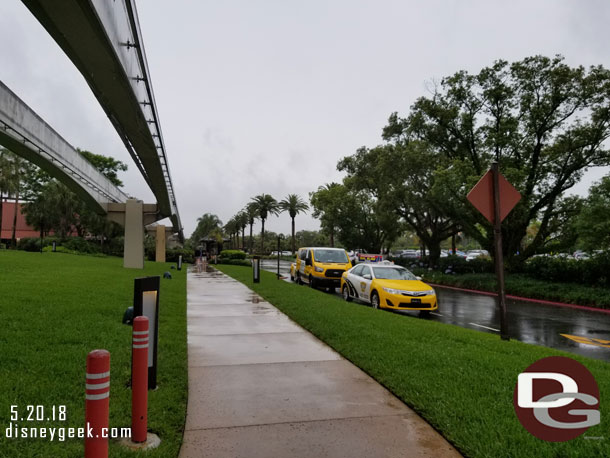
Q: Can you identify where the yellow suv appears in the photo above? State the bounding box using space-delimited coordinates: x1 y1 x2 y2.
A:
292 247 352 290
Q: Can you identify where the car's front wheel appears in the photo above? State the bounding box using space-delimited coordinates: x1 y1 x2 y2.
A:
309 276 316 288
371 291 380 309
342 284 352 302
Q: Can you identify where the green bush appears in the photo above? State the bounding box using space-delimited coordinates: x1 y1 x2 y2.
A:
63 237 102 254
218 258 251 267
166 248 195 264
219 249 247 260
42 245 106 257
521 254 610 287
106 236 124 257
390 254 494 274
17 237 44 252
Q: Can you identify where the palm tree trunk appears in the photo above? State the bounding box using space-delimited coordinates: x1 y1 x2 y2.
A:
249 223 253 253
291 217 295 254
260 218 265 254
241 227 245 250
11 187 20 248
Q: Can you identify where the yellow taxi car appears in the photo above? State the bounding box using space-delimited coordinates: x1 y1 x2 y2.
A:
292 247 352 290
341 262 437 313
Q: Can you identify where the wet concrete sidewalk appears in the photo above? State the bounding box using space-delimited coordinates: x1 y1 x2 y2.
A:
179 269 461 458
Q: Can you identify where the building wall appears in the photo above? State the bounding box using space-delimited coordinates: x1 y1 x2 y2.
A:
1 201 42 240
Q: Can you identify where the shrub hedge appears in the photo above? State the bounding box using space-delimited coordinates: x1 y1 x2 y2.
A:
520 254 610 288
219 249 247 260
391 255 494 274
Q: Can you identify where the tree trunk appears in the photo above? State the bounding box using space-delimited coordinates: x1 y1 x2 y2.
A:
329 227 334 247
451 233 456 254
260 218 265 254
291 217 295 254
249 223 253 253
241 227 245 251
428 243 442 267
11 188 20 248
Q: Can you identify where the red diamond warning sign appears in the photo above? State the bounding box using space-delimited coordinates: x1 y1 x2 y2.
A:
467 170 521 223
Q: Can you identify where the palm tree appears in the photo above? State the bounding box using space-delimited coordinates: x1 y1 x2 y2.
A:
245 203 258 254
235 211 248 250
250 194 279 253
223 217 239 249
279 194 309 254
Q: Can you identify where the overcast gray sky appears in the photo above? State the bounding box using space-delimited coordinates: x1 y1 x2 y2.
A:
1 0 609 237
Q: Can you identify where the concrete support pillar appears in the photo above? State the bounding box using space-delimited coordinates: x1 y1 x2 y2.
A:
155 225 166 263
124 199 144 269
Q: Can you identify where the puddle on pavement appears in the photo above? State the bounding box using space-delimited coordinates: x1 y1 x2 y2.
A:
251 305 273 314
247 294 264 304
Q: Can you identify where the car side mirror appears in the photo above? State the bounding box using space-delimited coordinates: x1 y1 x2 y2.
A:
416 276 422 281
306 258 312 266
363 274 372 280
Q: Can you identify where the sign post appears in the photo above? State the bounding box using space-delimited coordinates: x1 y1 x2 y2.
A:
491 163 509 340
467 162 521 341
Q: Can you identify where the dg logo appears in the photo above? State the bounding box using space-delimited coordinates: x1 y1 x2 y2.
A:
514 356 600 441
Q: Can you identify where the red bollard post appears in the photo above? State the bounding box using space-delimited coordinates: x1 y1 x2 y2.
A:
85 350 110 458
132 316 149 443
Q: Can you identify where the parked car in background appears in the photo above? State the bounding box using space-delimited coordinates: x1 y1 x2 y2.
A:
399 249 420 259
341 262 437 314
465 249 489 261
573 250 590 260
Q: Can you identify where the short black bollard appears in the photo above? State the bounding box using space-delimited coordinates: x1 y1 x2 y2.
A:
253 256 261 283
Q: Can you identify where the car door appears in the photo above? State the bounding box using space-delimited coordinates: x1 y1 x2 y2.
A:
298 249 307 276
358 265 374 302
302 249 313 279
345 264 363 297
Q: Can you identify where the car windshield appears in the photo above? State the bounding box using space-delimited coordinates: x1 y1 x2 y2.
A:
313 249 348 263
373 267 417 280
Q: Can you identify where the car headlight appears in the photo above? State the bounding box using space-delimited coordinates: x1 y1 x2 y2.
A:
314 266 324 273
383 288 436 296
383 287 402 295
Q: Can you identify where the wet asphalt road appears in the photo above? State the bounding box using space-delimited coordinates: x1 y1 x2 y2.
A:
260 260 610 363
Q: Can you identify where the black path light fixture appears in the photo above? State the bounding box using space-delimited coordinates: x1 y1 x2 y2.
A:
252 255 261 283
133 276 160 389
277 234 284 279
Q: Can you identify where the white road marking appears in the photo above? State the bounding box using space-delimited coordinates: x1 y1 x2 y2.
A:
469 322 500 332
430 312 443 317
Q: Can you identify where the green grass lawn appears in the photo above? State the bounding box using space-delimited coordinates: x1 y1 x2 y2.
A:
217 265 610 458
0 251 187 457
412 271 610 309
